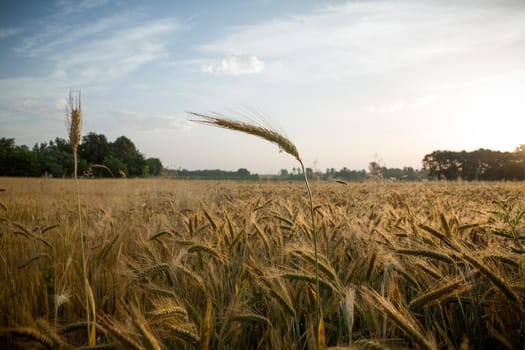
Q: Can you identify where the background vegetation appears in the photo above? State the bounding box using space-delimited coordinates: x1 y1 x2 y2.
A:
0 134 162 178
423 145 525 181
2 134 524 181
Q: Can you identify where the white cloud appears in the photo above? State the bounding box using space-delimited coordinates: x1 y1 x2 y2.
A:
108 52 159 77
11 96 62 120
202 56 265 75
169 118 194 131
14 15 181 84
112 110 194 132
19 97 38 112
55 98 68 111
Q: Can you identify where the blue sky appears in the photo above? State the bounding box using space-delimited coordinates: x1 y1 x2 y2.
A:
1 0 525 174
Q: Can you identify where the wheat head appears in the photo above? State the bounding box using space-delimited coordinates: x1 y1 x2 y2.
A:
66 91 81 153
189 112 301 162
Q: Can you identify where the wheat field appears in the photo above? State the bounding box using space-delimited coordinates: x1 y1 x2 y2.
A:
1 177 524 349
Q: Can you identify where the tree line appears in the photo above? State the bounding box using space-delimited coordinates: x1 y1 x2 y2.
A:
0 133 163 178
423 145 525 180
2 132 524 181
169 165 425 181
276 165 426 181
173 168 259 179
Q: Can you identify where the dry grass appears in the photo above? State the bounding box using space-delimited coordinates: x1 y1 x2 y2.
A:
1 178 525 349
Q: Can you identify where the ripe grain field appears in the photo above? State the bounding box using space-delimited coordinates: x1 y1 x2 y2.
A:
1 177 524 349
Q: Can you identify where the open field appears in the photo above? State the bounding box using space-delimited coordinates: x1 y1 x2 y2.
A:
1 178 525 349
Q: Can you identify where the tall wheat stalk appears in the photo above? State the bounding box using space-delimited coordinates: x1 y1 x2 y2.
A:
66 91 96 345
190 112 323 348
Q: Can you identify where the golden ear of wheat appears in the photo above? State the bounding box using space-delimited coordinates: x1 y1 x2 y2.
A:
66 91 82 153
189 112 301 163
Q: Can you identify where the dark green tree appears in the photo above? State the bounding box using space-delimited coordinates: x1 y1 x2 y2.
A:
1 144 39 176
103 155 127 177
79 132 110 164
0 137 15 153
110 136 146 177
335 167 367 181
31 138 76 177
423 148 525 181
236 168 251 178
0 138 16 175
145 158 163 176
423 151 463 180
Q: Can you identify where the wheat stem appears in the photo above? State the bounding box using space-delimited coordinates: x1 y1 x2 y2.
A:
190 111 323 348
67 90 96 345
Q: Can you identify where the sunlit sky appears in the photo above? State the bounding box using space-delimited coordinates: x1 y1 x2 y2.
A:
1 0 524 174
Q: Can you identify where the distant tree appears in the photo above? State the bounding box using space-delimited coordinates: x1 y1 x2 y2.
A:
0 134 163 178
279 169 289 177
103 155 127 177
174 168 258 179
79 132 110 164
325 168 336 179
30 137 77 177
110 136 146 176
422 151 463 180
515 144 525 163
335 167 367 181
34 145 63 176
0 138 17 175
236 168 251 178
146 158 163 176
53 137 73 154
1 144 39 176
0 137 15 154
368 161 383 180
111 136 135 157
380 167 398 179
423 148 525 181
305 167 314 179
402 167 418 180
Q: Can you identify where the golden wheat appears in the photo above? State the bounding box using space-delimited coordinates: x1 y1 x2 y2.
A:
189 112 301 162
2 179 525 348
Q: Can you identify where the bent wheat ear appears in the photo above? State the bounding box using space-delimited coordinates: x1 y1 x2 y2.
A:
189 112 301 162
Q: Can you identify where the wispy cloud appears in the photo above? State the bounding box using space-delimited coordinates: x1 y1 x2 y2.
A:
112 110 194 132
13 14 181 84
14 13 129 57
0 10 184 145
10 95 65 121
0 27 23 39
202 55 265 75
55 0 111 16
197 1 525 81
